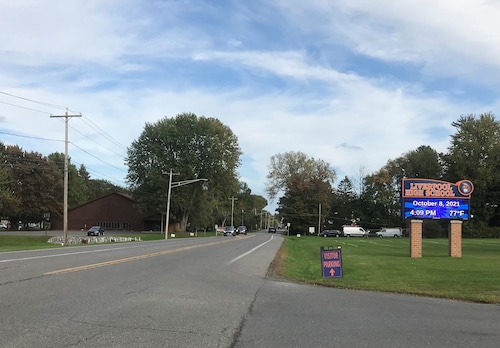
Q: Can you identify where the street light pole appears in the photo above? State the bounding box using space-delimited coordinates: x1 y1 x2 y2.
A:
165 170 207 240
165 170 174 240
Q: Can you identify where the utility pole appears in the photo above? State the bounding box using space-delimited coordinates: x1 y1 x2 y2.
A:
50 109 81 245
318 203 322 236
229 197 238 226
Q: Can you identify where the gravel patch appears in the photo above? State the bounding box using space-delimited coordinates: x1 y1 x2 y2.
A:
48 235 142 245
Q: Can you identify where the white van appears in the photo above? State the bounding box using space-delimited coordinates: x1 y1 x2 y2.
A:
342 226 367 237
375 227 402 238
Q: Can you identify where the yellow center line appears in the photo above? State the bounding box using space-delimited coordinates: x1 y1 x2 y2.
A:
44 235 254 275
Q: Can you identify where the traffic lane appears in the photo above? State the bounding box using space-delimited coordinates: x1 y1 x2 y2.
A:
235 280 499 348
0 236 247 285
0 234 283 348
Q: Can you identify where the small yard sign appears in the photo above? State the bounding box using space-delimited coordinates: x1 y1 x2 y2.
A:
320 246 343 278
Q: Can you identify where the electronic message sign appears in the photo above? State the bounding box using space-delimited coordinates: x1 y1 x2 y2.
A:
401 179 473 220
403 198 470 219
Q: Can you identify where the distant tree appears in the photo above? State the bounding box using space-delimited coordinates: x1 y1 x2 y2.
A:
330 176 358 228
48 152 88 208
266 151 336 202
277 172 332 234
443 113 500 227
385 145 443 181
360 169 401 228
86 179 124 201
0 144 63 224
126 112 241 231
0 166 20 220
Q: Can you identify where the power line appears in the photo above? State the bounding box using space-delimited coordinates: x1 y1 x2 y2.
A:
78 116 128 151
0 91 69 110
0 100 52 114
68 124 127 159
69 142 127 173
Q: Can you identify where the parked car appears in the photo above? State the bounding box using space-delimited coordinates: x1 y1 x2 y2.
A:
236 225 247 235
223 226 236 236
268 227 276 233
319 229 342 237
87 225 105 236
376 227 402 238
342 225 367 237
0 223 7 229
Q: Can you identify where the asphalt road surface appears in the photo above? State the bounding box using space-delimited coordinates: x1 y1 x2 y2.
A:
0 232 498 347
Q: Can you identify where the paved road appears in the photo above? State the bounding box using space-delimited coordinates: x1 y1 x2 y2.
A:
0 232 498 347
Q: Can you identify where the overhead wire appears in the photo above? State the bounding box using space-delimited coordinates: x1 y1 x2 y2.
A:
0 91 193 204
0 91 130 187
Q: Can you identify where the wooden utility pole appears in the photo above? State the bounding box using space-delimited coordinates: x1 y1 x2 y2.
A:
50 109 81 245
229 196 238 226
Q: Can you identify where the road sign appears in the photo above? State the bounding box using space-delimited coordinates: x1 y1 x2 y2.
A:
320 246 343 278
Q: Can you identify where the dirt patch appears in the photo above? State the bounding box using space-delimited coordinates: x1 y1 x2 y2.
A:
266 242 287 280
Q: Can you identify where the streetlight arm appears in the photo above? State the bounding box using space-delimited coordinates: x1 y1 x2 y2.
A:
165 175 208 240
171 178 208 188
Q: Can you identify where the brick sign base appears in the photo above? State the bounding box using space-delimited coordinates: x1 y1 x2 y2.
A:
408 219 463 258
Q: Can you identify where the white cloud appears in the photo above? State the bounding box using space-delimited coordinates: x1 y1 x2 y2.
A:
0 0 498 212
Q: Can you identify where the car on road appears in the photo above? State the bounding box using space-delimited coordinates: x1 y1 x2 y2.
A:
236 225 247 235
0 223 7 229
223 226 236 236
87 225 105 236
319 229 342 237
268 227 276 233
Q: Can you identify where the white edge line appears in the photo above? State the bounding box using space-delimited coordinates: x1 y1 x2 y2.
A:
228 235 275 264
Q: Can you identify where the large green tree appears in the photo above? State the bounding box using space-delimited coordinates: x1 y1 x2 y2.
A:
385 145 443 181
277 172 332 234
0 143 63 224
266 151 336 201
443 113 500 227
48 152 89 208
126 113 242 231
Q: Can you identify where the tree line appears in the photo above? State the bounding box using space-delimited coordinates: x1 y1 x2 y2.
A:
0 143 123 228
269 113 500 238
0 112 268 231
1 112 499 237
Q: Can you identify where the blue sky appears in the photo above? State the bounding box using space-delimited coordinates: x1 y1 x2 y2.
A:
1 0 499 212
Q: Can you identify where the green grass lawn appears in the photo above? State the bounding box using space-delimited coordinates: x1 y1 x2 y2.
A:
0 235 63 251
277 236 500 304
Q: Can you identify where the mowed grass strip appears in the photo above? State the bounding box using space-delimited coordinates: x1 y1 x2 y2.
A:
0 232 224 252
0 235 62 251
278 237 500 304
0 233 166 251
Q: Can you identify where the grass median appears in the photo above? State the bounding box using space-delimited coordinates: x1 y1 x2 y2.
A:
275 236 500 304
0 231 220 252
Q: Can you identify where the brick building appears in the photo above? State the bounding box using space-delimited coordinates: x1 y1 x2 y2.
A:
52 192 165 232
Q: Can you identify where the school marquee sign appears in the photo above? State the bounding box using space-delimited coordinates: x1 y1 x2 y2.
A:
401 178 474 220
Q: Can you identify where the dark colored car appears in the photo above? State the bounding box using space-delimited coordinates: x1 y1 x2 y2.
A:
268 227 276 233
224 226 236 236
87 225 105 236
237 225 247 235
319 229 342 237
